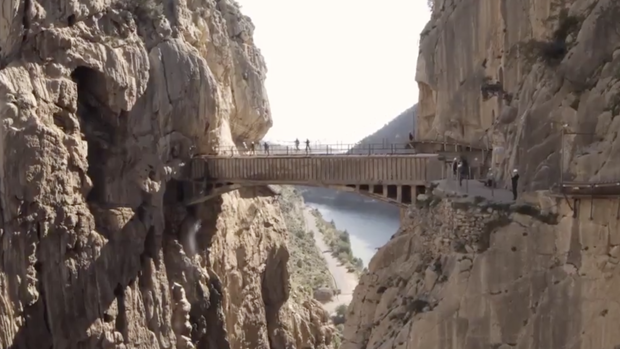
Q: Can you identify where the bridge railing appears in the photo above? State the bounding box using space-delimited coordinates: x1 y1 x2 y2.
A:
199 143 419 157
196 142 487 157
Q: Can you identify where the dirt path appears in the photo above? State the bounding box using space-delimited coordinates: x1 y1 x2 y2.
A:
303 209 358 314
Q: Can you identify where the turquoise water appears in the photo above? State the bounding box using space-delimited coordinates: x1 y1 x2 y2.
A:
306 202 400 266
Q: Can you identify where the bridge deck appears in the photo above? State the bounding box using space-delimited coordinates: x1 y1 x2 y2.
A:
182 154 446 206
187 154 444 185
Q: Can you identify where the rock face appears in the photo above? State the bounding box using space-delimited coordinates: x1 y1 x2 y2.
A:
0 0 331 348
342 191 620 349
342 1 620 347
416 0 620 189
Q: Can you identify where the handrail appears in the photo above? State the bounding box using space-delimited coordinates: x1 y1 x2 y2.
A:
410 139 486 149
560 181 620 187
193 142 488 158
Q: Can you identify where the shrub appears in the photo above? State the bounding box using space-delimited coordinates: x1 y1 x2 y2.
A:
338 251 351 262
520 10 582 66
331 304 348 325
336 241 352 255
480 77 504 101
333 335 341 349
353 257 364 270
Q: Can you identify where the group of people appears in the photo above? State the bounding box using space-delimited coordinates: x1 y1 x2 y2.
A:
247 138 311 155
453 157 520 200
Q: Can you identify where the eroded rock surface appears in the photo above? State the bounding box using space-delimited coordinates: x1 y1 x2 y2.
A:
416 0 620 188
0 0 330 348
343 191 620 349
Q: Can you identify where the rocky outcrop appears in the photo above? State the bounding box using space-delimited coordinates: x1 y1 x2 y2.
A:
416 0 620 188
342 190 620 349
0 0 331 348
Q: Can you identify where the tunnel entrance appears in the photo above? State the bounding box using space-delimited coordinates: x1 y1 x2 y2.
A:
71 66 118 205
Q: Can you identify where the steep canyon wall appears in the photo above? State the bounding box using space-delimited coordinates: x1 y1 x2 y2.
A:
0 0 333 348
416 0 620 188
343 0 620 348
343 190 620 349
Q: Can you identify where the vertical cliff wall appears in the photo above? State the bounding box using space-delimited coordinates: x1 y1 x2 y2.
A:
341 1 620 347
343 190 620 349
0 0 333 348
416 0 620 188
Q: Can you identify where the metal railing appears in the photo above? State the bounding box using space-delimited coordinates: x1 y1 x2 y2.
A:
410 139 488 150
198 142 419 157
195 142 489 158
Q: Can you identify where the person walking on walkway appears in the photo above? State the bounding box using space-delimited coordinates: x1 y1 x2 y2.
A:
295 138 300 151
263 142 270 155
485 167 495 188
458 157 469 187
250 141 256 155
511 169 520 200
452 157 459 177
305 139 311 154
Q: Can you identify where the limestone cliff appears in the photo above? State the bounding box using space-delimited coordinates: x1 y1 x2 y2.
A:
416 0 620 187
0 0 333 348
343 189 620 349
342 2 620 347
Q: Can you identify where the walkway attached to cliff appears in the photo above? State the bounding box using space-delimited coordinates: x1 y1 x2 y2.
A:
435 179 516 203
178 139 620 206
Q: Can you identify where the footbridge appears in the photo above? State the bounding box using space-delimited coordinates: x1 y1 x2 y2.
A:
181 143 447 206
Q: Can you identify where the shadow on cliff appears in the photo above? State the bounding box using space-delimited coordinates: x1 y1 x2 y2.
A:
7 65 224 349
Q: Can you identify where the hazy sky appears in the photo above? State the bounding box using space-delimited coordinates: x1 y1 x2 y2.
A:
236 0 431 144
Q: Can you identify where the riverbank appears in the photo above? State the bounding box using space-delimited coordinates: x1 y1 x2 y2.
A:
306 202 400 266
276 186 335 296
309 209 365 274
303 208 359 314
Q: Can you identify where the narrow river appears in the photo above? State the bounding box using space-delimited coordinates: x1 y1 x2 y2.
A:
305 201 401 266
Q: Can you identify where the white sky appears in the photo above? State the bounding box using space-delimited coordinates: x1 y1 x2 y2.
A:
236 0 431 145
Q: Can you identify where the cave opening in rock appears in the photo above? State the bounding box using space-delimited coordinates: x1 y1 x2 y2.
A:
71 66 116 205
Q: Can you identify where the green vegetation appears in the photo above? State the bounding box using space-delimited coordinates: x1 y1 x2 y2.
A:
332 304 348 325
276 186 335 296
517 9 583 67
331 305 347 348
311 209 365 274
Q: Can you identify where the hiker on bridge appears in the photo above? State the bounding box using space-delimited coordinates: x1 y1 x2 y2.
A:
511 169 520 200
485 167 495 188
295 138 300 151
406 132 415 149
457 157 469 187
250 141 256 155
305 139 311 154
452 157 459 177
263 142 270 155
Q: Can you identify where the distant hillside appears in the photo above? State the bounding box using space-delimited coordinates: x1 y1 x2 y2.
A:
301 104 417 207
348 105 417 154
